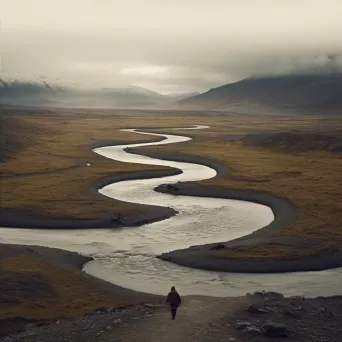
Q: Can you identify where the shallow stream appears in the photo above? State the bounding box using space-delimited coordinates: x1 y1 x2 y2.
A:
1 126 341 297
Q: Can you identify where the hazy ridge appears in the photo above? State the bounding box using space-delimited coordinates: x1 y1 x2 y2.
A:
177 73 342 114
0 78 199 108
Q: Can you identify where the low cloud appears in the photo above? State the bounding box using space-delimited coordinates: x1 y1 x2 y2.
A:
1 0 342 93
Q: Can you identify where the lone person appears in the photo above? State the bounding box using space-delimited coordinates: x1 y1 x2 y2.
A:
166 286 182 320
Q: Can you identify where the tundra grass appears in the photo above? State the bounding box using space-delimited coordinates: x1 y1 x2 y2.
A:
1 108 342 258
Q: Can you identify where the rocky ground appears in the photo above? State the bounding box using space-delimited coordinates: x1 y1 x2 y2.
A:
232 291 342 341
1 292 342 342
0 304 158 342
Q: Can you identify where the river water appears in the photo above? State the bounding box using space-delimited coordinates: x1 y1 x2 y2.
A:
1 126 341 297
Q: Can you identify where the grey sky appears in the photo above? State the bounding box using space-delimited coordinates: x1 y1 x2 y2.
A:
1 0 342 93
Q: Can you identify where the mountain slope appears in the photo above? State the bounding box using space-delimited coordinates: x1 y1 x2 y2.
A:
0 80 169 107
0 79 69 106
0 79 199 108
178 73 342 114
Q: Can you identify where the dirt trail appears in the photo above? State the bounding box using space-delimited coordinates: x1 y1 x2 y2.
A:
4 293 342 341
109 297 242 342
2 296 244 342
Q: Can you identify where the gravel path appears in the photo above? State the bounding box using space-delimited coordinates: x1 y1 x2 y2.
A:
108 297 242 342
1 297 243 342
2 293 342 341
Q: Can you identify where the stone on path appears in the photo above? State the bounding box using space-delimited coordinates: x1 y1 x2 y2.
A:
244 325 262 335
261 321 289 338
234 320 253 330
248 304 269 314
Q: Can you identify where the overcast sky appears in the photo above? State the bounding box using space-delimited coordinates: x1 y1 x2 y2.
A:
1 0 342 93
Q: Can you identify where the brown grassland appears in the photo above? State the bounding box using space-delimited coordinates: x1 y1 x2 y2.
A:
141 117 342 259
1 109 193 219
0 252 158 336
1 108 342 245
0 106 342 330
0 255 146 319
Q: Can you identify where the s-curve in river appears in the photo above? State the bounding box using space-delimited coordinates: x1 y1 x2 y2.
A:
1 125 342 297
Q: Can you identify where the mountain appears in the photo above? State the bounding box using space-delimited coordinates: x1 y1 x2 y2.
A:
0 79 161 107
165 92 201 102
96 85 166 106
177 73 342 114
0 79 68 105
0 79 197 108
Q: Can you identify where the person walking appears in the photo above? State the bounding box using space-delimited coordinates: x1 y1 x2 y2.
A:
166 286 182 320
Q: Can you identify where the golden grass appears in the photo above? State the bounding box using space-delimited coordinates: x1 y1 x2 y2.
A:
211 243 337 260
1 108 342 257
0 111 201 218
0 255 148 321
170 142 342 242
0 108 341 332
137 116 342 259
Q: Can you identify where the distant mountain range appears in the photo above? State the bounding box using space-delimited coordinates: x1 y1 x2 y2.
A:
0 79 199 108
2 73 341 113
177 73 342 114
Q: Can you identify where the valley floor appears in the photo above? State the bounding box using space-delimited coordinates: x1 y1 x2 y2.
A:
3 283 342 342
1 106 342 339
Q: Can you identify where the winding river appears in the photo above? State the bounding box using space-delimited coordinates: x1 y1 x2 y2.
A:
1 126 342 297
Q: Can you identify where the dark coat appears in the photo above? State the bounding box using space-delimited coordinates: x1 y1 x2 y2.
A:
166 290 181 308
